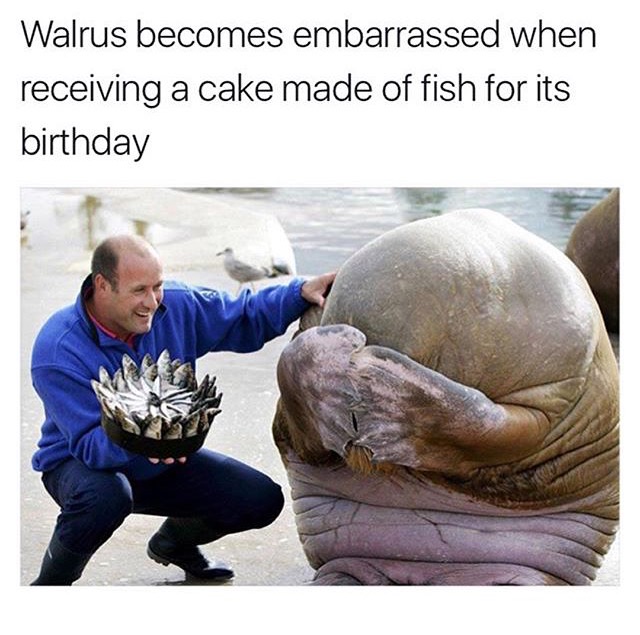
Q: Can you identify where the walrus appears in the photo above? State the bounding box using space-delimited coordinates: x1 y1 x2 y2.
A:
273 208 619 585
565 188 619 333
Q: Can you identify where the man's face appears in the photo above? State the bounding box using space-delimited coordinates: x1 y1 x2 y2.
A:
96 250 164 338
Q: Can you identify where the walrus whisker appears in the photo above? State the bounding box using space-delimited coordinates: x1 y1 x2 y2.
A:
344 442 396 476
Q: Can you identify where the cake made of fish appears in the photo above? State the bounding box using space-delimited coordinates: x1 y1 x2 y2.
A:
91 349 222 457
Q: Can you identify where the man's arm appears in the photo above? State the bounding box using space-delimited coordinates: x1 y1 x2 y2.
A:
184 273 336 356
32 364 133 470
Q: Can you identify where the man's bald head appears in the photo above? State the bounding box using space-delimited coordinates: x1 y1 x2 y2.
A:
91 235 159 291
88 235 164 339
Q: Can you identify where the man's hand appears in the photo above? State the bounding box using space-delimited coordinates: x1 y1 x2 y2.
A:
148 457 187 465
301 272 336 308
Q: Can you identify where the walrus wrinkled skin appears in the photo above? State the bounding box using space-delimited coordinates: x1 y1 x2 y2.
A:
565 188 619 333
273 209 619 585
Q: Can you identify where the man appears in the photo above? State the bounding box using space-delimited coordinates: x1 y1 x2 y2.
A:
30 234 335 585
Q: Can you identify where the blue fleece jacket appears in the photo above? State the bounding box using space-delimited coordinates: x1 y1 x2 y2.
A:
31 275 310 480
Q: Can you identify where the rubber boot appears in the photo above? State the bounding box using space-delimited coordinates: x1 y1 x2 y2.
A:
147 517 233 581
30 534 93 586
156 517 224 545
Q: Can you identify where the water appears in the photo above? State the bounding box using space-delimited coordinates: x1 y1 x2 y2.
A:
21 187 610 276
180 187 610 273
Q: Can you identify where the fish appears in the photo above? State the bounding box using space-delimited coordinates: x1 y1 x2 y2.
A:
143 416 163 439
173 362 196 390
164 422 183 440
156 349 173 382
98 367 113 390
91 349 223 443
182 412 200 438
112 368 127 392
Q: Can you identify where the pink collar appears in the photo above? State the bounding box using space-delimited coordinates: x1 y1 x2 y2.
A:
85 292 136 348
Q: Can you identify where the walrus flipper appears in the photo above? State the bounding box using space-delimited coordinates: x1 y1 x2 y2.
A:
346 344 551 477
276 324 549 478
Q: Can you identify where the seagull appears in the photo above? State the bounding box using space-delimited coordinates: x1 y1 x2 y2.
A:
217 247 288 292
270 258 292 277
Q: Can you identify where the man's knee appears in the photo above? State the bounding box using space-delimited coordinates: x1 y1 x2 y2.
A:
246 479 285 530
266 481 286 523
66 471 133 528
